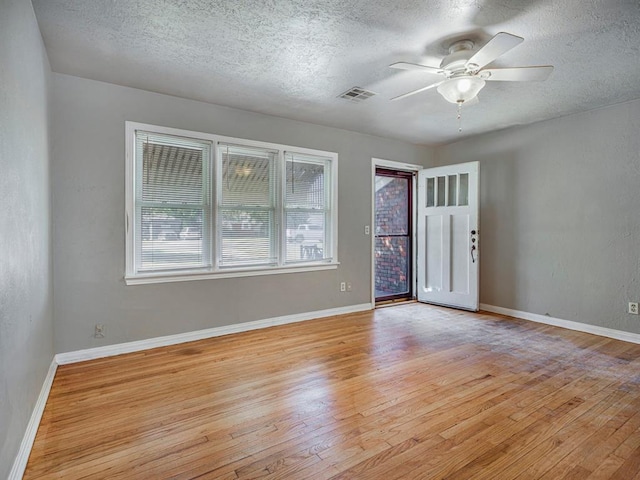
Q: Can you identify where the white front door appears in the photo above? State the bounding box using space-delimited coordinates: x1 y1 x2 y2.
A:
416 162 479 310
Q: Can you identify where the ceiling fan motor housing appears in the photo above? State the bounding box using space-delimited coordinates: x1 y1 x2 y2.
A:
440 40 479 76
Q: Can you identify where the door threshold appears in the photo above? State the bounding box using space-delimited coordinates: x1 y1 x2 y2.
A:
375 298 417 308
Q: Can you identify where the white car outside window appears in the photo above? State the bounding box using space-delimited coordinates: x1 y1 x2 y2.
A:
294 224 324 243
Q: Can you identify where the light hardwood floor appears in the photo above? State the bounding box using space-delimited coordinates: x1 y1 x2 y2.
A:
24 304 640 479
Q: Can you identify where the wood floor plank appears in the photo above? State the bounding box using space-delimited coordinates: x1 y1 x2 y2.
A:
536 392 640 479
442 379 624 480
23 304 640 479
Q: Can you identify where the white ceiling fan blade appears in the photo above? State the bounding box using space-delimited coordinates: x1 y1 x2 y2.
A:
481 66 554 82
389 62 444 75
466 32 524 70
391 81 444 101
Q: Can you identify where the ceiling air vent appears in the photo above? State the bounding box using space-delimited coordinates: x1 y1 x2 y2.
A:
338 87 376 102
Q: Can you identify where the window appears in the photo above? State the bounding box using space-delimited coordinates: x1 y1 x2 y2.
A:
134 132 211 273
284 152 332 262
125 122 338 284
219 144 277 267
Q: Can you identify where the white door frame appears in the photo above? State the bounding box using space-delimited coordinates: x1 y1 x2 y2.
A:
370 158 424 306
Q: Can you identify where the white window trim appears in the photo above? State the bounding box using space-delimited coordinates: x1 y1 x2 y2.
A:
125 121 339 285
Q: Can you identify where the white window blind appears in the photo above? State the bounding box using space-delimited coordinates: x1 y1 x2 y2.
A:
135 131 211 272
219 144 277 267
285 152 332 263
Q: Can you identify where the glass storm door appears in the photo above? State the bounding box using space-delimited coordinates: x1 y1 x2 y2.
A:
417 161 479 310
375 168 413 302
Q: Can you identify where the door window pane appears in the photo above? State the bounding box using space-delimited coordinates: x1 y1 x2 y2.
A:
426 177 435 207
459 173 469 206
448 175 458 206
437 176 446 206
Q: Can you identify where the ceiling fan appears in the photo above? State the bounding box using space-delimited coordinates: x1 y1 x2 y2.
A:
390 32 553 105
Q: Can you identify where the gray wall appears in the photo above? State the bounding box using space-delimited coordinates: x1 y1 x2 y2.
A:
435 99 640 334
51 73 434 353
0 0 53 476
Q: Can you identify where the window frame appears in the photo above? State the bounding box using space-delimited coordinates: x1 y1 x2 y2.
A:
125 121 338 285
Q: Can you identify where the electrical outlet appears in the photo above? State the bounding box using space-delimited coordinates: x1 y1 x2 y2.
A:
629 302 639 315
364 225 370 235
94 324 105 338
347 282 352 292
340 282 346 292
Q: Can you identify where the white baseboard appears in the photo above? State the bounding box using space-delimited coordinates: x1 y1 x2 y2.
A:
9 359 58 480
480 303 640 345
55 303 373 365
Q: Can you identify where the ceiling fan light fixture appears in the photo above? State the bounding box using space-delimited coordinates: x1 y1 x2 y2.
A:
437 76 486 104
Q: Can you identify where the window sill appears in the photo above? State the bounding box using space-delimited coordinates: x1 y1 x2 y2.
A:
125 262 340 285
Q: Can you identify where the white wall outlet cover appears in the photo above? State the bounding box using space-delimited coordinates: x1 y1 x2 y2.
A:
95 324 106 337
629 302 639 315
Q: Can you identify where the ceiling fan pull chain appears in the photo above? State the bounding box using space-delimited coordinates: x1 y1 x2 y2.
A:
457 101 463 133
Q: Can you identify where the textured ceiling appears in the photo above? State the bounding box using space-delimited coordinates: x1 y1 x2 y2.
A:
32 0 640 145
